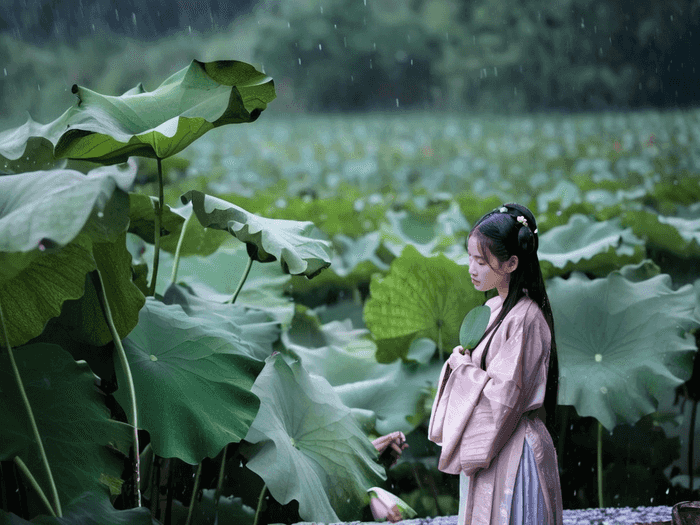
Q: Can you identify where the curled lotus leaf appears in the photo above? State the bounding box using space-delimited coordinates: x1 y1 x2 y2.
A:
181 190 332 278
547 270 698 431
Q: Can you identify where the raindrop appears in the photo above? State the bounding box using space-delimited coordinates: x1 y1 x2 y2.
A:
37 84 41 91
538 11 541 21
132 12 136 26
670 14 673 21
373 42 376 50
600 386 608 394
494 66 498 77
651 497 654 503
3 68 6 76
666 488 670 495
188 25 191 34
396 98 399 107
344 36 347 48
594 25 597 33
473 35 476 44
319 43 322 51
38 243 45 252
364 0 366 5
91 24 95 32
514 87 517 95
115 9 119 21
410 59 413 65
288 21 290 28
320 5 323 13
580 18 585 29
97 211 104 218
298 58 302 65
334 24 337 29
369 58 372 69
351 75 354 82
639 83 642 90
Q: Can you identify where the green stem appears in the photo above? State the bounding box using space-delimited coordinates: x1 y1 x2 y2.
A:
185 463 202 525
170 211 194 284
213 445 228 516
253 484 267 525
91 270 141 507
437 325 443 361
229 256 254 305
148 157 164 297
0 301 62 517
13 457 56 518
597 421 604 508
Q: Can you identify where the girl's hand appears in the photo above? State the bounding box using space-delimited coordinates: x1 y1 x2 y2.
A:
448 345 471 369
372 431 409 468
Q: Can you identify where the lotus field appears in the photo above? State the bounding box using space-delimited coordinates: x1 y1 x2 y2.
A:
0 59 699 524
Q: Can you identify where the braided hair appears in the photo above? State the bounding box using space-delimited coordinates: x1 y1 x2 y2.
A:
467 203 559 439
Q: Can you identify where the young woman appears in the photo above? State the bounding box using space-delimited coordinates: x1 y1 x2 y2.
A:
428 203 563 525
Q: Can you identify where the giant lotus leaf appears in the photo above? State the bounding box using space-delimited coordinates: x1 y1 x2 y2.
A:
547 270 698 431
0 60 275 165
243 354 385 523
114 298 264 464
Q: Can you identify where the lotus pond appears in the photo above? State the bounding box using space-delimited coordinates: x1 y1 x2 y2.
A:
0 61 699 525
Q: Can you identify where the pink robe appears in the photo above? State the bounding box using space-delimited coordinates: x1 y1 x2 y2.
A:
428 296 563 525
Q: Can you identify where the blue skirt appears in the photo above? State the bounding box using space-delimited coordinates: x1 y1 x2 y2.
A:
459 439 548 525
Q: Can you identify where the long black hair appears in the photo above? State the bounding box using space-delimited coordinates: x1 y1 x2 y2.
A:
467 203 559 439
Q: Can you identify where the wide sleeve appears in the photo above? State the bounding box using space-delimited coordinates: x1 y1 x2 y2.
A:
428 304 550 476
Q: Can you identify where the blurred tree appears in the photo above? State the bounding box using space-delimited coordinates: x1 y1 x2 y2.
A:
251 0 700 113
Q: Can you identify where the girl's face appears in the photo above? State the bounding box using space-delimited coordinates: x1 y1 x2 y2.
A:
467 234 512 295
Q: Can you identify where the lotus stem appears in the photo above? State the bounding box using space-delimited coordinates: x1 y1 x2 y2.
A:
229 256 254 304
689 398 697 494
171 210 193 284
91 270 141 507
13 457 56 518
148 157 164 297
597 421 604 508
437 325 443 361
185 463 202 525
253 483 268 525
213 444 228 517
0 300 62 517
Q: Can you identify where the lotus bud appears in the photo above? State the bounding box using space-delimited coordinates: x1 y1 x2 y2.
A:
367 487 417 523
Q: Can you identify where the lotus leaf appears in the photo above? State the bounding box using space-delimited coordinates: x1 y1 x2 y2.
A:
363 244 482 356
536 180 582 213
621 209 700 258
127 193 185 244
282 317 444 434
162 282 279 361
0 114 67 174
113 298 264 464
0 490 157 525
181 190 332 278
136 240 294 325
459 305 491 350
379 209 454 257
5 60 274 164
547 271 698 431
244 354 385 523
538 214 645 278
0 344 133 513
0 162 136 285
0 234 95 347
56 232 145 346
330 232 390 278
